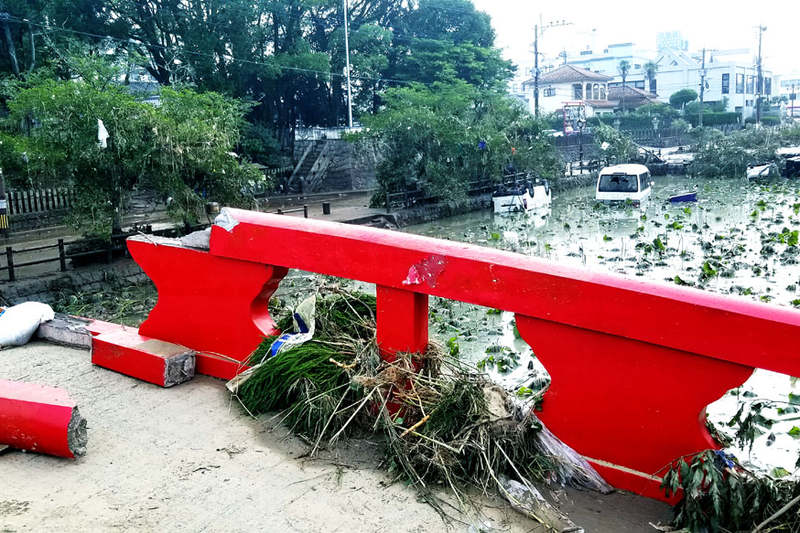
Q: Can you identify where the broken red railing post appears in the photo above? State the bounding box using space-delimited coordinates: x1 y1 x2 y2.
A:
127 236 287 379
0 379 87 458
119 207 800 501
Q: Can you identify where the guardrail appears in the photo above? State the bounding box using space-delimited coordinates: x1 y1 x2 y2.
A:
117 208 800 502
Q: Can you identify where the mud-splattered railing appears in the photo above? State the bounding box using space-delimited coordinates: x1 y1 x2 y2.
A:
122 207 800 501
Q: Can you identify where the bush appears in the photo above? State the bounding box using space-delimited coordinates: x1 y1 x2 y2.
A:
687 112 741 127
745 116 781 126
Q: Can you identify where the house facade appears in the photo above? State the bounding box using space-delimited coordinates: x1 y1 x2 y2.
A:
653 48 773 120
520 64 613 116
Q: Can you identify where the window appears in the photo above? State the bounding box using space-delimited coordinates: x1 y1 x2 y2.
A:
736 73 744 94
573 83 583 99
543 87 556 97
634 63 641 69
721 73 730 94
598 173 639 193
765 77 772 95
639 172 651 191
746 75 755 94
634 80 645 89
600 85 606 100
649 79 657 94
592 83 600 100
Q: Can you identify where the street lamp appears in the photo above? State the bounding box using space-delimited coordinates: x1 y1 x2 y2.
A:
577 118 586 173
651 116 660 148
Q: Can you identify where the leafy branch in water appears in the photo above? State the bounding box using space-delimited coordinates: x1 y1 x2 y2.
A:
661 450 800 532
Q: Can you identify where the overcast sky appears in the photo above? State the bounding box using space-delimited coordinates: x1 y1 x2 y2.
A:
470 0 798 77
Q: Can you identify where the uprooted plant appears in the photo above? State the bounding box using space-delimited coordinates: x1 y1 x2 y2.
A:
229 287 610 525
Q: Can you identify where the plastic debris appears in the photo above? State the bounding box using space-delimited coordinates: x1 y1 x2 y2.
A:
0 302 55 348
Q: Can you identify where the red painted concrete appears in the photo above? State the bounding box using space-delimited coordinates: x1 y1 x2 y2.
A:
128 237 286 374
210 209 800 378
92 329 193 387
515 316 754 495
119 209 800 500
0 379 80 458
376 285 428 360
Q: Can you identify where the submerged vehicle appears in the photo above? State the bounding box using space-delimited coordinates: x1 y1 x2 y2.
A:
746 162 779 179
492 175 551 214
595 164 652 206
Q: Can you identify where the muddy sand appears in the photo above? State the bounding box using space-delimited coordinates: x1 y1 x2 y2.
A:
0 342 671 532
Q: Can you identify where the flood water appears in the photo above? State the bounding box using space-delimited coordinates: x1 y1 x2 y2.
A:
404 175 800 477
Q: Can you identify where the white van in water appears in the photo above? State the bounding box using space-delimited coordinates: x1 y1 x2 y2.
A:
595 164 652 205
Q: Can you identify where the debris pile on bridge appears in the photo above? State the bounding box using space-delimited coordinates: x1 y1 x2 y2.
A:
230 287 610 528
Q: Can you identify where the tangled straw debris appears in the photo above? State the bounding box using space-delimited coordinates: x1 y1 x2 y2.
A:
229 288 610 529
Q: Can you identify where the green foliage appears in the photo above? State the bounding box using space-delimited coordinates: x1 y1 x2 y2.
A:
2 59 263 235
687 111 741 127
593 123 637 163
360 81 561 203
688 125 786 177
661 450 800 532
669 88 698 108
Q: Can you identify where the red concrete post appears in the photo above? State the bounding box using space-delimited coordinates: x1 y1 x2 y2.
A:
92 329 195 387
515 316 753 499
375 285 428 360
128 236 287 379
0 379 87 458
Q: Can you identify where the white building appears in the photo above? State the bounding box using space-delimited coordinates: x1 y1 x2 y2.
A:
560 42 655 93
520 64 614 116
654 48 773 120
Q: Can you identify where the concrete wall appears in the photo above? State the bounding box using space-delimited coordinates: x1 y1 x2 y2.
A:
1 260 148 306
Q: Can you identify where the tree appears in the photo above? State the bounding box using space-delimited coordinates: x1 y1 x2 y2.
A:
669 88 698 110
643 60 658 94
4 57 262 236
618 60 631 112
359 80 560 204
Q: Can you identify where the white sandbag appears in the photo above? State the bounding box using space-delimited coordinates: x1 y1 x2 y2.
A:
0 302 55 348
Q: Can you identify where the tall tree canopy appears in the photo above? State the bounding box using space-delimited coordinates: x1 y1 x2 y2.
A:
0 0 512 147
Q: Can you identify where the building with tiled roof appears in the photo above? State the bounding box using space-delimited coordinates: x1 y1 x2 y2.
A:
519 64 614 117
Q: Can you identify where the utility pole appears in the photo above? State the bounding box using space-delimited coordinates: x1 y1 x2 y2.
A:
698 48 706 127
534 24 540 118
755 25 766 126
532 18 572 118
343 0 353 128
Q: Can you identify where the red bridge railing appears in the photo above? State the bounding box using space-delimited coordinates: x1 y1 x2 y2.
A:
121 207 800 500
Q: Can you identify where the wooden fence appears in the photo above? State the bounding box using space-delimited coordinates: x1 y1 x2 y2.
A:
5 188 73 216
1 238 123 282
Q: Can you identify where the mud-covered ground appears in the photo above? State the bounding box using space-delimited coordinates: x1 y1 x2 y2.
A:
0 342 672 532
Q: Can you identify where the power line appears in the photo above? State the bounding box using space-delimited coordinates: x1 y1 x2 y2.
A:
4 15 422 87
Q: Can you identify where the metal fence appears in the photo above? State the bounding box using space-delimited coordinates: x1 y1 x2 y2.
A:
385 178 494 211
295 126 363 141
